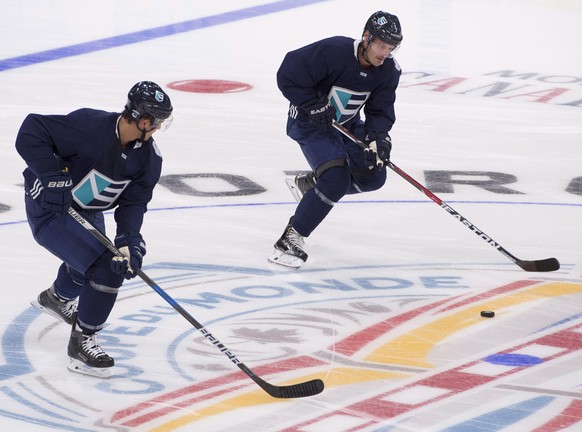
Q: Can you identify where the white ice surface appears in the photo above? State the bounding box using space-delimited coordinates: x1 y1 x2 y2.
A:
0 1 581 431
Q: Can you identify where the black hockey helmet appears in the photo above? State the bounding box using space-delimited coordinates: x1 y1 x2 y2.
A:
364 11 403 46
124 81 173 130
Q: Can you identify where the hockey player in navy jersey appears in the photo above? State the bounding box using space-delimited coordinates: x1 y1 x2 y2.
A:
16 81 173 377
269 11 403 268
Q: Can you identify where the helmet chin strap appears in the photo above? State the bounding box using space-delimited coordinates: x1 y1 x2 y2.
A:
137 120 156 142
136 126 147 142
360 36 374 67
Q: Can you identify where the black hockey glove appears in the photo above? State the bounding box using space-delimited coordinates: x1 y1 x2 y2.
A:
364 132 392 170
111 233 146 279
302 95 336 131
39 170 74 216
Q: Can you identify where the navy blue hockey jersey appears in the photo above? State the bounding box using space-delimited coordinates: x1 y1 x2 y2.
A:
15 108 162 235
277 36 401 135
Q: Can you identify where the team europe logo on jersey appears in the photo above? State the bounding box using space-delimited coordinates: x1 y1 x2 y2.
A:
329 86 370 124
72 169 130 209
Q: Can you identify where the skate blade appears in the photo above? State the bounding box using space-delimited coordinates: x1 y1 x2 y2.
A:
30 300 73 324
268 249 305 269
285 178 303 202
68 358 112 379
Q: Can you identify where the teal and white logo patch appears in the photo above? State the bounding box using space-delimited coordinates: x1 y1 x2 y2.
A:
329 86 370 124
72 169 130 209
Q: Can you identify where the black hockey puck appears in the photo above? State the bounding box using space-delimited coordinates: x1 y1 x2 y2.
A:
480 310 495 318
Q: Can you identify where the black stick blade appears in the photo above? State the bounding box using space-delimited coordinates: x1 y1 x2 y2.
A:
262 378 325 398
518 257 560 272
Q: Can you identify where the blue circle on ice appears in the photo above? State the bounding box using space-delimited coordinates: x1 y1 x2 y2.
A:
484 353 543 366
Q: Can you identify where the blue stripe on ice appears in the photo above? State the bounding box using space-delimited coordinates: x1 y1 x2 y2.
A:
440 396 554 431
0 0 328 72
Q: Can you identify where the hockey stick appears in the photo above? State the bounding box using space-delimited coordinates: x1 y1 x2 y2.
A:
332 121 560 272
67 207 324 398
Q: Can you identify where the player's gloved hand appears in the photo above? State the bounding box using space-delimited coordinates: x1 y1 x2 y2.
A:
302 95 336 131
111 233 146 279
364 132 392 170
39 170 74 216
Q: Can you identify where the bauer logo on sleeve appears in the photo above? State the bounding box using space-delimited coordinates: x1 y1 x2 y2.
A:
72 169 130 209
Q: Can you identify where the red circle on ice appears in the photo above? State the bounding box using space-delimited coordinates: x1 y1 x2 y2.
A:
167 80 253 94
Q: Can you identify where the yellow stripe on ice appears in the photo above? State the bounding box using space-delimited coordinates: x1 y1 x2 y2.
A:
364 282 581 368
149 368 408 431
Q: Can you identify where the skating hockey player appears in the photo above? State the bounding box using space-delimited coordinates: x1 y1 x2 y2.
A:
16 81 173 377
269 11 403 268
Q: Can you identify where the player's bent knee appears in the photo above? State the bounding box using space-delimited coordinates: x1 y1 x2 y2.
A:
85 251 125 288
315 163 351 202
355 169 387 192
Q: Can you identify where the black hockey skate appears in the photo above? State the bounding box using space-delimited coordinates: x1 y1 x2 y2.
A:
67 313 114 378
285 172 316 202
268 217 308 269
31 285 77 325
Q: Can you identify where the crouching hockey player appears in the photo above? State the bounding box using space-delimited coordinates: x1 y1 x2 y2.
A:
16 81 173 378
269 11 403 269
